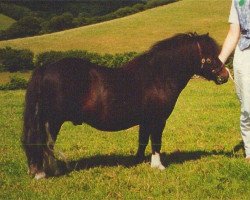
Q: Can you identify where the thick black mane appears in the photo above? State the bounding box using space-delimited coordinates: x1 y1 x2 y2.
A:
150 33 196 52
149 32 219 54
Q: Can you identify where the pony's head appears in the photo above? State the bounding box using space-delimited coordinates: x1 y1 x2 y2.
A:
194 33 229 84
148 32 229 84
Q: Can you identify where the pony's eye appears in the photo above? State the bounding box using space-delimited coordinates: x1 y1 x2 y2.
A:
206 58 211 64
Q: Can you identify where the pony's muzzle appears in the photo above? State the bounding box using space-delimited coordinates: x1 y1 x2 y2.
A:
216 75 228 85
215 67 229 85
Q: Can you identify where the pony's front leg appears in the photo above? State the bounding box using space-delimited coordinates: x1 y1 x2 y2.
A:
150 120 166 170
136 124 151 162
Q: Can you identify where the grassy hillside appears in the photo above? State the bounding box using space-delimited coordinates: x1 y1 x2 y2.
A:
0 14 15 30
0 0 231 54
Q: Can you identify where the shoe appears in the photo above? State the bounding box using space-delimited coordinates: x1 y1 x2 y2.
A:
246 156 250 163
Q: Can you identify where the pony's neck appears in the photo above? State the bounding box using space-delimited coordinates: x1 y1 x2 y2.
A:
122 44 198 91
152 51 197 91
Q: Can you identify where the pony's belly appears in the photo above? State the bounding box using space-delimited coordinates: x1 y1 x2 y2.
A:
82 99 141 131
84 115 139 132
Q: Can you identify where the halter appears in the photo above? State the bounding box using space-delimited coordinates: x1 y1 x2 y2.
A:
196 41 208 69
196 41 224 74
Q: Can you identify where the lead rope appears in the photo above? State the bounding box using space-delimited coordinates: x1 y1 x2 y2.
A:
225 67 234 82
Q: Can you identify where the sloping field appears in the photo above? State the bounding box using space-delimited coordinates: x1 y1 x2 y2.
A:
0 14 15 30
0 0 231 54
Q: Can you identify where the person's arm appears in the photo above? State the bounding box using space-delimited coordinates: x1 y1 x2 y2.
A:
218 23 240 64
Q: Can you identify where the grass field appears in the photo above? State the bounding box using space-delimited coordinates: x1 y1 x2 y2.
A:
1 0 250 199
0 14 15 31
1 79 250 199
0 0 231 54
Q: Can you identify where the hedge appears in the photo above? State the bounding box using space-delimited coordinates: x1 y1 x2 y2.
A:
0 46 34 72
0 75 28 90
0 47 138 73
35 50 138 68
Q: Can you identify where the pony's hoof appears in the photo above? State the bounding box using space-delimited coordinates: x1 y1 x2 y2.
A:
135 154 146 164
151 153 165 170
34 171 46 180
28 164 38 176
151 164 166 170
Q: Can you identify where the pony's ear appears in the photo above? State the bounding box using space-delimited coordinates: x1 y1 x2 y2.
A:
206 32 209 36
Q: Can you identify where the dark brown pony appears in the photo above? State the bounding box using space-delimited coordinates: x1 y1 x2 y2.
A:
22 33 229 179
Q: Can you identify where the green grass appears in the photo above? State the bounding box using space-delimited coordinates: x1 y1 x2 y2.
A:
1 0 249 198
0 14 15 31
0 0 231 54
1 79 250 199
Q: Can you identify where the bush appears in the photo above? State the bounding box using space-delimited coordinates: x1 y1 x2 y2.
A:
35 51 66 67
132 3 145 12
95 52 138 68
72 17 88 27
145 0 177 9
35 50 100 67
0 47 34 72
112 6 138 18
44 12 75 32
0 75 28 90
35 50 138 68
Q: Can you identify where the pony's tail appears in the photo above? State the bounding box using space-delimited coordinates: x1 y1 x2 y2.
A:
22 67 45 175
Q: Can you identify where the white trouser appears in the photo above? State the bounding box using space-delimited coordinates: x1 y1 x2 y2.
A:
233 45 250 158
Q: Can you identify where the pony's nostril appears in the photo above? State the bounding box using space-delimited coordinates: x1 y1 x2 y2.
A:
217 77 223 84
216 76 228 84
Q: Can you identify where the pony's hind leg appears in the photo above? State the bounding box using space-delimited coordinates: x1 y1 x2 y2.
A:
32 122 48 180
31 120 62 180
24 124 47 179
42 120 63 177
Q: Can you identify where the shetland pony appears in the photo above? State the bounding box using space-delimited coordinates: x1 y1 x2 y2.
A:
22 33 229 179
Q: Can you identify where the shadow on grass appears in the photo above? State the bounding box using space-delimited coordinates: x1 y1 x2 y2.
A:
161 150 233 167
56 144 243 177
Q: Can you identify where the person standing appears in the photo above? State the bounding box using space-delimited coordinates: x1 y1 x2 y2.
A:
219 0 250 161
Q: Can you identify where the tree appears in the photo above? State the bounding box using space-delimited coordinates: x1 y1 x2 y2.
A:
45 12 75 32
4 16 43 39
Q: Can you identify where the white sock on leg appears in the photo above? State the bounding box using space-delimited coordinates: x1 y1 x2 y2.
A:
151 152 165 170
